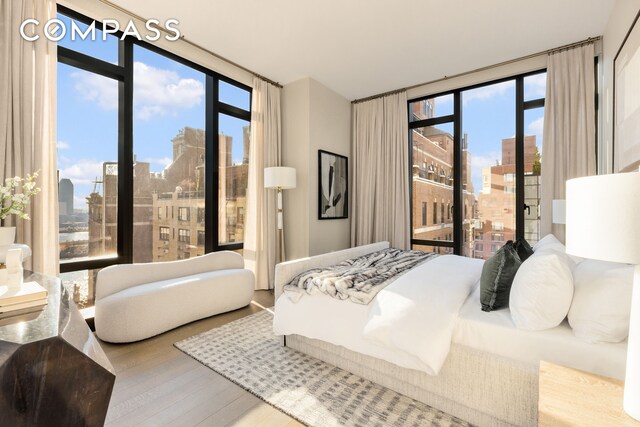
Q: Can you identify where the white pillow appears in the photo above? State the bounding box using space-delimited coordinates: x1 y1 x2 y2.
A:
533 233 561 251
568 259 634 343
509 246 574 331
533 233 582 268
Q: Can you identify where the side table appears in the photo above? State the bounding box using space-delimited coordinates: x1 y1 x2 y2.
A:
0 271 115 426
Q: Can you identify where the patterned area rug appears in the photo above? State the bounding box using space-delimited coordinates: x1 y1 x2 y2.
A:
175 310 469 427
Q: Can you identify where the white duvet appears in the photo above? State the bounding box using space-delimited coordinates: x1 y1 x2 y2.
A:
276 254 485 376
363 255 484 375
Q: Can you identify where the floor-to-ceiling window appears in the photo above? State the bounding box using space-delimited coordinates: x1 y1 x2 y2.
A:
56 7 251 309
409 71 546 259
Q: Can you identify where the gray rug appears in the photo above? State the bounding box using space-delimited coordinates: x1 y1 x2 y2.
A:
174 310 469 427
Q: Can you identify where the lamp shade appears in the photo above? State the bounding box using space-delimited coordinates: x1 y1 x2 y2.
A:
552 199 566 224
264 167 296 189
566 172 640 264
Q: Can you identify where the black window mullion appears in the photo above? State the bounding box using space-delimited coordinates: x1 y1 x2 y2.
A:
205 75 219 253
515 76 525 241
119 38 134 264
524 98 545 110
411 239 455 249
453 92 463 255
58 46 124 81
410 114 455 129
219 103 252 121
407 104 415 249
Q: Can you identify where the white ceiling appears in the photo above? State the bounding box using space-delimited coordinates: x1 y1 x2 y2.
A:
110 0 615 100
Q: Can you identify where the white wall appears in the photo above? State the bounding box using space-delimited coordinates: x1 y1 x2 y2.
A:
308 79 351 256
282 78 351 259
601 0 640 173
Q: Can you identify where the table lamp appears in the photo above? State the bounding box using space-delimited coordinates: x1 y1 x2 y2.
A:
264 167 296 261
565 170 640 420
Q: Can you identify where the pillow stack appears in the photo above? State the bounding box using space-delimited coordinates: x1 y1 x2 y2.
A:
509 234 575 330
479 237 533 312
481 233 635 342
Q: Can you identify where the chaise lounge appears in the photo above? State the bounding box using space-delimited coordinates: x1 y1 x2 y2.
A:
94 251 255 343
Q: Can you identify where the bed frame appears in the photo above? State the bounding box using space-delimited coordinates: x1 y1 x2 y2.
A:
274 242 538 427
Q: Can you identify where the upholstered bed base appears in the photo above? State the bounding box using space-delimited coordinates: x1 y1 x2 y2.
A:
274 243 538 426
286 335 537 426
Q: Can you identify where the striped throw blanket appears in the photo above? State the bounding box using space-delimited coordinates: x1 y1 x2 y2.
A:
283 248 438 304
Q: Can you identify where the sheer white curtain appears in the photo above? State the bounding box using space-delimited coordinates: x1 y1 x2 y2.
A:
351 91 410 249
541 44 596 242
244 77 281 290
0 0 58 274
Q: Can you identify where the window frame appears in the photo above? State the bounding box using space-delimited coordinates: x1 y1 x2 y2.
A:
178 207 191 222
408 69 546 255
178 228 191 243
58 5 252 274
159 226 170 241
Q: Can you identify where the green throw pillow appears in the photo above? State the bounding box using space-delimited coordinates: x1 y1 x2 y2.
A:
480 241 522 312
513 237 534 262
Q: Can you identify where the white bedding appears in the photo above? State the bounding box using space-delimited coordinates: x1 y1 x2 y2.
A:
454 286 627 379
363 255 484 374
274 289 436 373
274 258 627 379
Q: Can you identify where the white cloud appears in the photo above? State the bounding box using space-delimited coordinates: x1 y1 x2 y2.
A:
72 71 118 110
58 141 71 150
463 81 514 104
71 61 205 120
528 117 544 138
142 156 172 169
524 73 546 99
59 159 103 185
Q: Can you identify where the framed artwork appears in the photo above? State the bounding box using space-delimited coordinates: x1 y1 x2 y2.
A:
318 150 348 219
614 9 640 172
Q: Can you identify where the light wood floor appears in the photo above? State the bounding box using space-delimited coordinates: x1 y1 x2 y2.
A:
99 291 303 427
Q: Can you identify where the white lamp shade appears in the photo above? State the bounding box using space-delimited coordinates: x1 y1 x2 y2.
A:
566 172 640 264
552 199 566 224
264 167 296 189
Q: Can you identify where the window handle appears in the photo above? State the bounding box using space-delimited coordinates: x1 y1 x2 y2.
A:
524 203 530 215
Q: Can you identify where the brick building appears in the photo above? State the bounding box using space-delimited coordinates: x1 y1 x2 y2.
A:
474 135 540 259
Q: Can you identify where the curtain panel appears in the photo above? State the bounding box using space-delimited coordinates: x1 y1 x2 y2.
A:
541 44 596 242
351 91 410 250
244 77 282 290
0 0 58 275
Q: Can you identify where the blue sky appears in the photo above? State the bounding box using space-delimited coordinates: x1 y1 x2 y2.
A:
57 14 250 211
432 75 546 195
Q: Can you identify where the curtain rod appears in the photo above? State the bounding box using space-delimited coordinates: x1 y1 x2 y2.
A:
95 0 283 88
352 36 601 104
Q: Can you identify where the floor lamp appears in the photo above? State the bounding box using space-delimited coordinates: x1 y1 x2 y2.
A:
565 170 640 420
264 167 296 262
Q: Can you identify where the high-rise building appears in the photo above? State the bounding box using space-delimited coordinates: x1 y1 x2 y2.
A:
58 178 74 216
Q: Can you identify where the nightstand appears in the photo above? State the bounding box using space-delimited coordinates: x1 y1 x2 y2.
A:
538 360 640 426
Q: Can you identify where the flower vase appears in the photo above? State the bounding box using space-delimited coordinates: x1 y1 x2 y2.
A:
0 227 16 246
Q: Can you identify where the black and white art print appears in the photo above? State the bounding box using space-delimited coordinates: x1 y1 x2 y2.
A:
318 150 348 219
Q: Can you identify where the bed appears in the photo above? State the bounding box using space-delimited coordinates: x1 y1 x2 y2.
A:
273 241 627 427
